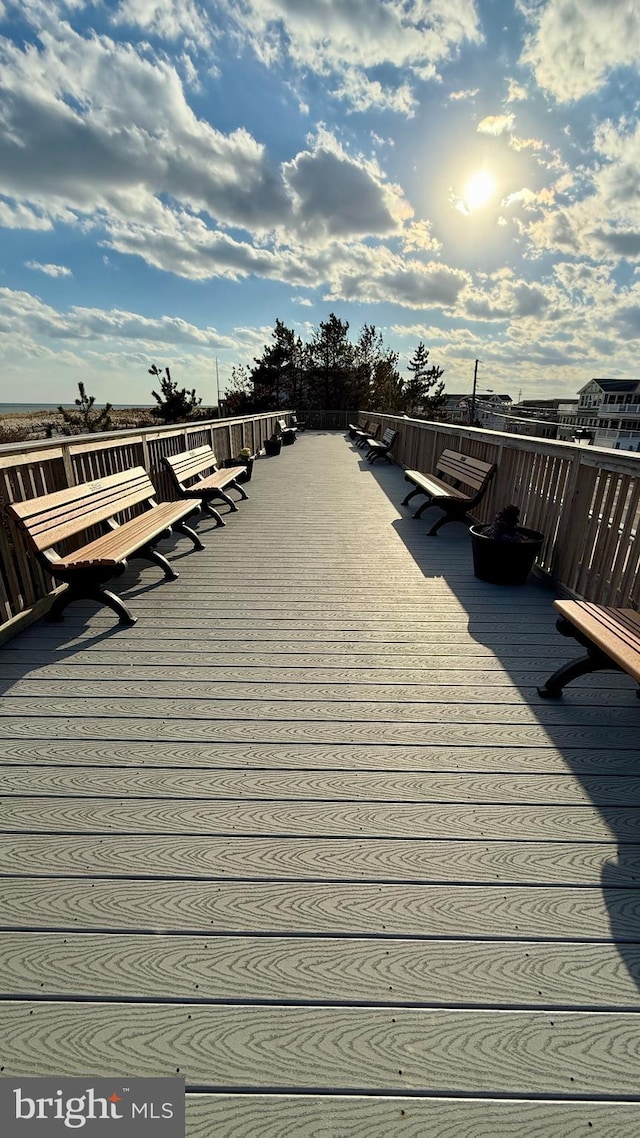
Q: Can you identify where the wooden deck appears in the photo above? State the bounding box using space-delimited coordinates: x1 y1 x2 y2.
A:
1 431 640 1136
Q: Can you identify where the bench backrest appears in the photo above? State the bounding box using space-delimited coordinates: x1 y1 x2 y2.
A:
380 428 398 447
164 445 218 488
8 467 155 553
436 449 496 493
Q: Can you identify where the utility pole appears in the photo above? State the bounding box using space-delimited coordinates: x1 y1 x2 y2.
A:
215 357 220 416
470 358 479 425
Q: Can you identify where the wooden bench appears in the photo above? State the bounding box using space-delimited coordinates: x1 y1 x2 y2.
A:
401 450 496 537
277 418 297 445
537 601 640 698
348 417 369 440
355 422 380 448
7 467 204 626
163 445 249 523
365 428 398 464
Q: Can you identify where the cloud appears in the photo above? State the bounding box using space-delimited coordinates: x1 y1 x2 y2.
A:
463 276 551 321
477 113 515 135
520 119 640 263
322 247 471 309
0 19 416 264
506 77 527 102
221 0 483 112
521 0 640 101
332 71 418 116
448 87 479 101
282 131 411 241
0 287 239 348
0 21 291 231
25 261 72 276
402 220 441 253
112 0 212 45
0 200 53 229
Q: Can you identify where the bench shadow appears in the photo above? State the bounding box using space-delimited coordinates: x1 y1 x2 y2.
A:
357 444 640 1000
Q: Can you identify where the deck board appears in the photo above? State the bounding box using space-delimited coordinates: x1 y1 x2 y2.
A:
1 431 639 1134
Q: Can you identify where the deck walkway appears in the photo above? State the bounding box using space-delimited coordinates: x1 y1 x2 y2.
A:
1 431 640 1136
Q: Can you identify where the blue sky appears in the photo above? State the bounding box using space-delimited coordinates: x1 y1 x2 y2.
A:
1 0 639 406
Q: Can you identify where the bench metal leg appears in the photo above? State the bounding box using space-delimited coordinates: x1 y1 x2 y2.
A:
210 488 239 512
203 505 226 525
138 544 179 580
401 487 423 507
537 617 624 698
46 584 136 626
426 513 452 537
412 499 433 519
426 511 471 537
173 520 205 551
228 478 249 501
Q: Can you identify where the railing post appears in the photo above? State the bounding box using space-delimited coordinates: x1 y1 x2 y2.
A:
61 441 76 487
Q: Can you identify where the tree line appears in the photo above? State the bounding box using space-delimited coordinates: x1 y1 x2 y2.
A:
54 313 447 435
224 314 446 420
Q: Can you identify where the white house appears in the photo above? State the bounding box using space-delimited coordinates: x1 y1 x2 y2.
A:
562 379 640 450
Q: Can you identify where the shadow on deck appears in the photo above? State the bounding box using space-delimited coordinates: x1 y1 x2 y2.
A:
0 430 639 1135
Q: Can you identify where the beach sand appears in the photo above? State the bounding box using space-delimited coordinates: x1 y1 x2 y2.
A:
0 407 169 443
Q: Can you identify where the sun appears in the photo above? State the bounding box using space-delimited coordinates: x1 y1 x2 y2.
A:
463 170 496 211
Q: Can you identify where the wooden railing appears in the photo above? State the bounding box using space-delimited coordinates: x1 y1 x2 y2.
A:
0 411 285 641
296 409 354 430
2 409 639 642
364 412 640 610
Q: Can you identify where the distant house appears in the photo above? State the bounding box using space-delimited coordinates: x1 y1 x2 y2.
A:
444 392 512 426
562 379 640 450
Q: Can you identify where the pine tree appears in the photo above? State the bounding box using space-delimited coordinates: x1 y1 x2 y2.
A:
405 342 446 419
250 320 304 409
149 365 201 423
305 314 355 410
58 382 113 435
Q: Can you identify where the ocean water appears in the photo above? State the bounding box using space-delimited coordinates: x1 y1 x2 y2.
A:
0 403 152 414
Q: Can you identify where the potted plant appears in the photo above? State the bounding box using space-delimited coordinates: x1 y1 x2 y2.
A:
469 504 544 585
221 447 255 481
264 432 282 456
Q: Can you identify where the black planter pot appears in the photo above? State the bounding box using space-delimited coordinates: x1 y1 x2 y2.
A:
264 437 282 456
222 455 254 482
469 524 544 585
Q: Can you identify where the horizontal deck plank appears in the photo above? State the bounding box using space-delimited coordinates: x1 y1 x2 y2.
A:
0 767 637 805
0 740 636 773
2 678 635 706
0 796 634 839
0 834 633 885
0 1002 638 1096
0 878 636 939
0 718 635 748
184 1094 640 1138
1 931 639 1008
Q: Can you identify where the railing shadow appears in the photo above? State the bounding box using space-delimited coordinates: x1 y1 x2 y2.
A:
355 441 640 999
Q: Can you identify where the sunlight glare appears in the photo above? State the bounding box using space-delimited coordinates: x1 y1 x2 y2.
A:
463 170 495 211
